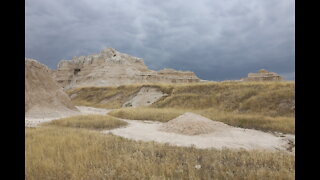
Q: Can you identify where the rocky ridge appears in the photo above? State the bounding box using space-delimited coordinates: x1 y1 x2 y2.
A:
241 69 283 81
52 48 200 89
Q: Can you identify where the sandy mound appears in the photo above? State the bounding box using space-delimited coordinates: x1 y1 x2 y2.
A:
159 112 229 135
25 58 79 118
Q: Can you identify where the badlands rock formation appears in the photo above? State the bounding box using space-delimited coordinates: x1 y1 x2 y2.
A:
241 69 283 81
52 48 200 89
25 58 79 118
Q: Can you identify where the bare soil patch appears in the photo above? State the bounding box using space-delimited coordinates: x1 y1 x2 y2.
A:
122 87 167 107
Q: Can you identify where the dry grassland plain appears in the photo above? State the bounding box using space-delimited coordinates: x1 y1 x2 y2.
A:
26 127 294 180
26 81 295 179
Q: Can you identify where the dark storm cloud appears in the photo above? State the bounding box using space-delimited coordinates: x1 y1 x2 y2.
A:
25 0 295 80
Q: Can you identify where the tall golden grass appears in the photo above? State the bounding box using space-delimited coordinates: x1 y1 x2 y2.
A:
25 127 295 180
43 115 127 130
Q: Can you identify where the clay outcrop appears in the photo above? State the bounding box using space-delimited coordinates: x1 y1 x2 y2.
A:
25 58 79 118
241 69 283 81
52 48 200 89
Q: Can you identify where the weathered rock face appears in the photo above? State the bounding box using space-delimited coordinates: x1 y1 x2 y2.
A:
25 58 79 118
241 69 283 81
52 48 200 89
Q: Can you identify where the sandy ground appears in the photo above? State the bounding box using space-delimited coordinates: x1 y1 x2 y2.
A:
104 118 295 153
25 106 111 127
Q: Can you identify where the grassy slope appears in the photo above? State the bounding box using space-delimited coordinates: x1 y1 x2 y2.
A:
152 81 295 117
67 85 142 109
26 127 295 180
68 82 295 117
68 82 295 133
43 115 127 130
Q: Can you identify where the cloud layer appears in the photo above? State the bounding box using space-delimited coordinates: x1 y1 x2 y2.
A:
25 0 295 80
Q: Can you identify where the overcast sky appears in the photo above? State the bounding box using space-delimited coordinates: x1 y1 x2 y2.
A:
25 0 295 81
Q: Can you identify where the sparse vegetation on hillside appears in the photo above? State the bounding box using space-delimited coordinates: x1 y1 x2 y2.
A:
25 127 295 180
152 81 295 117
43 115 127 130
68 81 295 117
67 84 173 109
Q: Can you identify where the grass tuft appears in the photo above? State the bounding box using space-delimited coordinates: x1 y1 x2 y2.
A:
43 115 127 130
108 107 184 122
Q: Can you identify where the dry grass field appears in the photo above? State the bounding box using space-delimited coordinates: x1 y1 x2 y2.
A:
25 127 295 180
25 81 295 179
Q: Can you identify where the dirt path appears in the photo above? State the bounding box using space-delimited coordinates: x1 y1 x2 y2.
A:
103 118 295 153
25 106 111 127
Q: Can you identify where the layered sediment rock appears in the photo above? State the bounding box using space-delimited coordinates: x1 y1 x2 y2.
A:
25 58 79 118
52 48 200 89
241 69 283 81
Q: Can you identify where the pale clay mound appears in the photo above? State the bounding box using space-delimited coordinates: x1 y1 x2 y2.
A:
25 58 79 118
122 87 168 107
159 112 229 135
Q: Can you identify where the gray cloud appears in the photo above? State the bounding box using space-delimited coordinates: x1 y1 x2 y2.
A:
25 0 295 80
